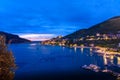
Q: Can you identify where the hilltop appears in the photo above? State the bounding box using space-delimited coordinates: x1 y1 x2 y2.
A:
42 16 120 51
65 16 120 39
0 31 31 43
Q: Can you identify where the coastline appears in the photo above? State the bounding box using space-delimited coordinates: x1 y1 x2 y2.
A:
72 46 120 56
42 43 120 56
92 47 120 56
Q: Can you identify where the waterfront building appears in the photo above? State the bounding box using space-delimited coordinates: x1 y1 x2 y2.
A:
118 43 120 47
96 33 100 37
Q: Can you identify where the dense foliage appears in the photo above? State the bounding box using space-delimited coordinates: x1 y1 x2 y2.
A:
0 35 16 80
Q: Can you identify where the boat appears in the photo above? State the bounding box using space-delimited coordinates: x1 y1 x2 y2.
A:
102 69 120 79
30 43 37 46
82 64 100 72
102 69 113 73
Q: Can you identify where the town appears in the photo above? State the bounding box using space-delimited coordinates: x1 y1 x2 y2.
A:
42 31 120 54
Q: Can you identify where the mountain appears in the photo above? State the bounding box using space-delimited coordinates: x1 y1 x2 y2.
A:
65 16 120 39
0 31 31 43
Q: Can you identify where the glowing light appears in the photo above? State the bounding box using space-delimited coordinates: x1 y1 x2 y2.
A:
74 47 77 53
109 55 114 64
103 54 107 65
117 57 120 65
90 48 92 52
81 48 84 53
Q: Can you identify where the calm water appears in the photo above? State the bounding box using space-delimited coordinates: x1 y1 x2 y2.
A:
9 43 120 80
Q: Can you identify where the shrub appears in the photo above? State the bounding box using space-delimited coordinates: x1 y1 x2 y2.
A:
0 35 16 80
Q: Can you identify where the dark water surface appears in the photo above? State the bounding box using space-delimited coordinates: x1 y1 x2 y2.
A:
9 43 119 80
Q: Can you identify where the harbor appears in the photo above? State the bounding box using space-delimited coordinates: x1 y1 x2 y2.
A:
82 64 120 79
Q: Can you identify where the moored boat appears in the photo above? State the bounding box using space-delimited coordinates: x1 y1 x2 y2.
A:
82 64 100 72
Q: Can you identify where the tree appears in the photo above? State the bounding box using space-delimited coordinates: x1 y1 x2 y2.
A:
0 35 16 80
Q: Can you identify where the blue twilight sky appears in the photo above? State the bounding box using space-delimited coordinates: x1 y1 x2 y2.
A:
0 0 120 41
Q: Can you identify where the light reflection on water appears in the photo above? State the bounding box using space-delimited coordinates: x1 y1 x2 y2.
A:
80 48 84 53
9 43 120 79
103 54 119 66
74 47 77 53
117 57 120 66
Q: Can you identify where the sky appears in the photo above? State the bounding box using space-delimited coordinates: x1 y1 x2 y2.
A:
0 0 120 41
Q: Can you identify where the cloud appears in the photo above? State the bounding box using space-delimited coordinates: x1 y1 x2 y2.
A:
19 33 56 41
0 0 120 37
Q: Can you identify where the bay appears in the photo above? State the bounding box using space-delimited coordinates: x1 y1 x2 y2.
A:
9 42 119 80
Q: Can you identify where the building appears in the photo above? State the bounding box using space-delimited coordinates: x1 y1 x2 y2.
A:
96 33 100 37
118 43 120 47
57 35 62 39
116 34 120 39
116 31 120 39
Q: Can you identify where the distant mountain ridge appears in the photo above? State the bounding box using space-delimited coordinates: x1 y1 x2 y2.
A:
65 16 120 39
0 31 31 43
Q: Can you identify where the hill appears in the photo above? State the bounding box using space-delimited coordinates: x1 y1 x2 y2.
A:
65 16 120 39
0 31 31 43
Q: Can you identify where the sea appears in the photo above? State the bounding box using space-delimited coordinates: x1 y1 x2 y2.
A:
8 42 120 80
